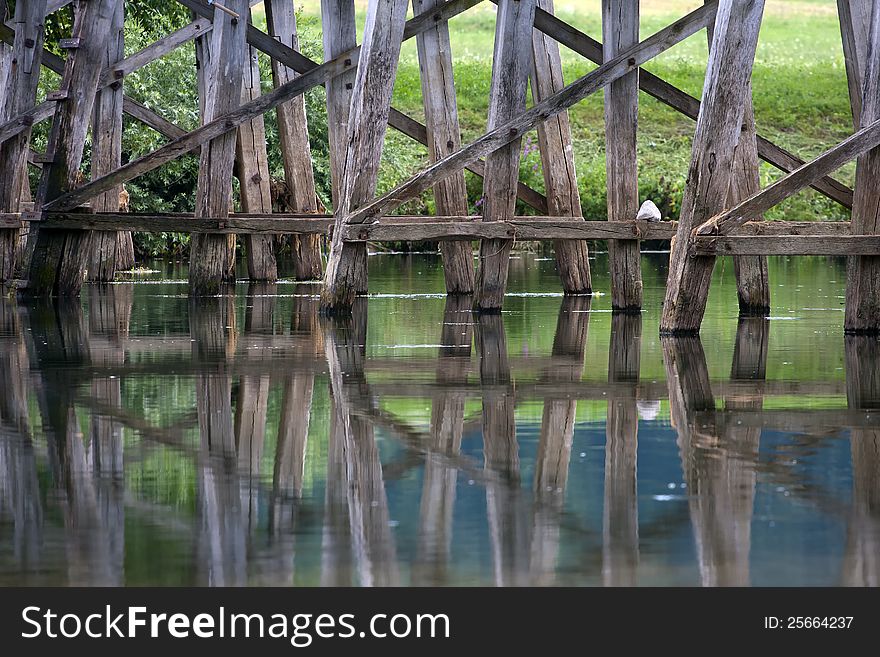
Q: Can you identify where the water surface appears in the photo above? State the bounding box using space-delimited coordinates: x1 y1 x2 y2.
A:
0 252 876 586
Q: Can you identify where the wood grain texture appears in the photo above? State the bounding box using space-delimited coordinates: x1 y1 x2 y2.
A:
532 0 590 296
845 1 880 334
0 0 48 283
189 1 249 296
320 0 411 315
602 0 640 311
235 38 277 282
414 0 474 295
661 0 766 334
473 0 537 312
693 235 880 255
27 0 121 297
266 0 322 280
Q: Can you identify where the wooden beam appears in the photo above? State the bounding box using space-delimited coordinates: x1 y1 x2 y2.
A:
121 97 186 139
189 0 249 296
266 0 322 280
525 1 853 209
0 0 49 283
473 0 537 312
236 36 277 282
838 0 871 129
46 0 482 212
845 0 880 335
414 0 474 295
88 0 132 282
320 0 412 315
27 0 122 296
693 235 880 256
660 0 766 335
346 2 718 226
602 0 640 311
697 117 880 237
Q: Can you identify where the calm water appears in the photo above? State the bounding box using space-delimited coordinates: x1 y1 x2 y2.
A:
0 251 877 586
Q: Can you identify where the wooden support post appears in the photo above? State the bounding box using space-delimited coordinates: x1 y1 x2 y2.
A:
265 0 322 281
320 0 411 315
88 0 132 282
0 0 48 284
603 313 641 586
706 2 769 317
660 0 765 334
838 0 871 129
474 0 537 312
845 1 880 334
602 0 641 311
26 0 120 296
235 41 277 282
530 296 590 584
531 0 590 295
413 0 475 295
189 1 249 296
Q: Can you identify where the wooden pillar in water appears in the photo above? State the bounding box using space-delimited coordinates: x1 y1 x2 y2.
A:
27 0 121 296
660 0 766 334
189 1 248 296
530 296 590 585
845 2 880 334
266 0 323 280
706 1 769 317
473 0 537 312
602 0 641 311
413 0 475 295
321 0 411 314
88 0 133 282
235 41 278 282
0 0 48 284
603 313 641 586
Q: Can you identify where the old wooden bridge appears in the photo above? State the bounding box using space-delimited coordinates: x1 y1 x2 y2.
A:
1 0 879 334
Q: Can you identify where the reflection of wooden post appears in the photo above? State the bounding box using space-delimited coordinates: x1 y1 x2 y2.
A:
415 296 473 585
603 313 641 586
476 313 529 585
191 295 246 585
843 335 880 585
664 335 759 586
530 296 590 584
323 306 399 586
0 298 43 572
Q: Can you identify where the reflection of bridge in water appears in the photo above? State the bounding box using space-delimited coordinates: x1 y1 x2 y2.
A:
0 285 878 586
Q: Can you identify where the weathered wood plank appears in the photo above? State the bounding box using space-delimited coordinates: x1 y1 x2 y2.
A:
414 0 474 295
346 2 718 226
27 0 121 296
531 0 589 296
0 0 48 283
697 117 880 237
235 37 277 282
602 0 640 311
845 1 880 334
266 0 322 280
838 0 871 129
88 0 131 282
189 1 249 296
661 0 766 334
320 0 412 314
693 235 880 256
524 1 852 208
473 0 537 312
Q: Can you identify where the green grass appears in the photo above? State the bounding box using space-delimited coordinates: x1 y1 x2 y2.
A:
291 0 855 223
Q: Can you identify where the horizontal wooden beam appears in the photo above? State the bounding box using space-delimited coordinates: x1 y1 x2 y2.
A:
703 408 880 430
525 3 853 209
346 2 718 224
698 117 880 236
693 234 880 255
